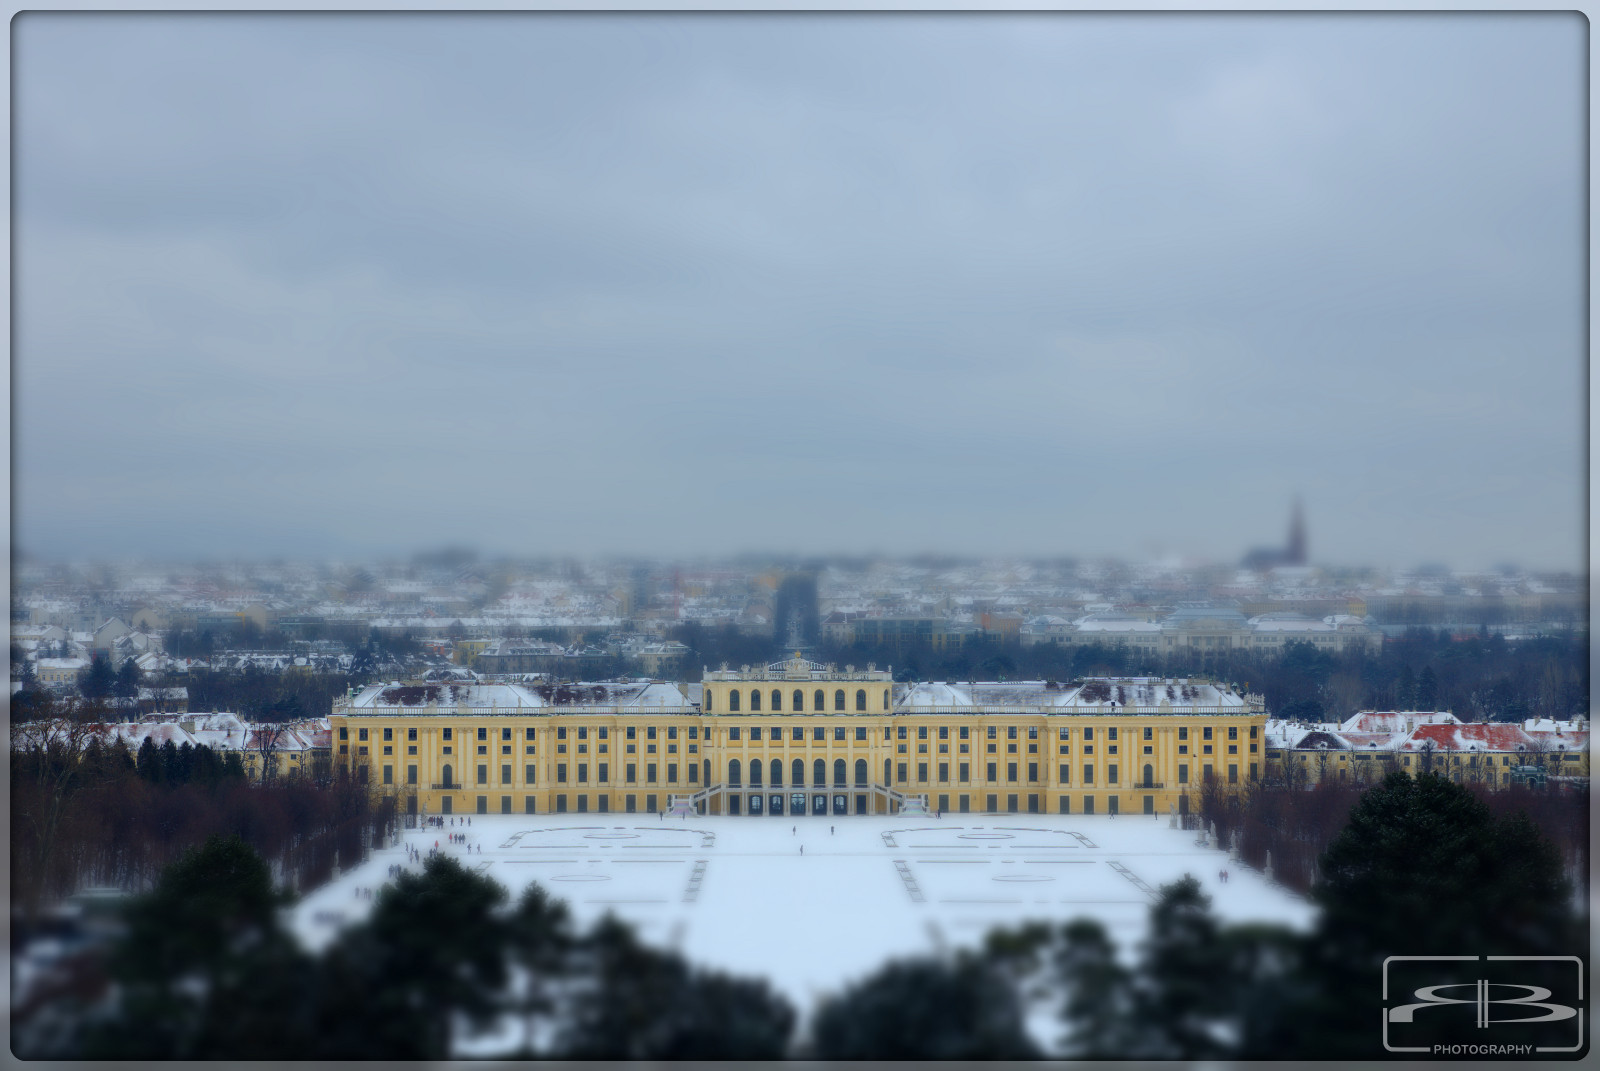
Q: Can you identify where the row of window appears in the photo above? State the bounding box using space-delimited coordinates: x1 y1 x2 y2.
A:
709 687 890 713
342 722 1262 743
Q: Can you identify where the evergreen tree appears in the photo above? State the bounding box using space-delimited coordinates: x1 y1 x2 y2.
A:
114 657 142 700
807 953 1039 1059
1264 771 1577 1059
85 836 315 1059
79 654 115 700
1055 918 1135 1058
1416 665 1439 709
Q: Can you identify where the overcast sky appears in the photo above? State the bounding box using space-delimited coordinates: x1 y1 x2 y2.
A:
12 12 1587 571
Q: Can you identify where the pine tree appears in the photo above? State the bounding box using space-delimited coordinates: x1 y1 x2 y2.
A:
1416 665 1438 710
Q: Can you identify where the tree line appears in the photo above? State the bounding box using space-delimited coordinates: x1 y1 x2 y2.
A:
681 625 1587 723
13 771 1584 1060
12 720 393 931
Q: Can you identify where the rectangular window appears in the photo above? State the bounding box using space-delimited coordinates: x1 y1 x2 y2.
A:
917 762 928 782
646 794 658 813
1028 762 1038 782
358 728 368 741
918 726 928 740
1059 795 1070 814
647 726 657 740
1143 726 1153 740
503 727 513 741
1203 727 1213 740
960 726 970 740
626 726 636 740
1007 726 1017 740
1229 764 1239 784
556 763 567 783
626 763 636 782
959 762 969 782
987 793 998 811
751 727 762 741
598 762 608 782
856 726 867 740
1250 725 1258 739
939 762 949 782
688 760 699 782
557 727 567 741
1083 764 1095 785
1107 727 1117 741
383 727 393 742
479 727 488 741
577 763 588 783
1007 762 1018 782
408 727 417 741
576 727 586 741
688 727 697 740
1178 764 1188 783
729 728 740 741
597 795 609 812
339 727 348 740
382 765 393 784
477 795 488 814
525 796 536 814
667 726 677 740
667 763 678 783
988 726 997 739
1107 765 1118 784
1249 762 1258 780
939 726 949 740
1006 793 1018 812
1083 727 1093 741
986 762 997 781
646 763 657 782
834 727 846 740
526 727 535 740
525 764 536 784
407 764 417 784
1178 727 1187 741
1059 764 1069 784
897 762 908 782
814 727 824 740
555 795 567 813
898 726 908 740
501 795 512 814
1083 796 1094 815
501 764 511 785
477 764 488 784
1228 726 1238 740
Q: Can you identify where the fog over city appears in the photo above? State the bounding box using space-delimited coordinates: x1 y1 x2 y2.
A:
12 12 1586 571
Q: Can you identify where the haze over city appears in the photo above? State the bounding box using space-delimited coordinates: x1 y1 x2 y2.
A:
11 12 1586 571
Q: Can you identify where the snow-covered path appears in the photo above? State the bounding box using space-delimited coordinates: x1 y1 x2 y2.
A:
290 812 1316 1011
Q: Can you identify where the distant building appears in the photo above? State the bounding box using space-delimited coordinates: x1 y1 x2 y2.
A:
1241 498 1309 570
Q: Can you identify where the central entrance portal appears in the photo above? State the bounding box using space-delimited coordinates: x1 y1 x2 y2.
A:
791 793 807 816
832 794 847 815
811 794 826 815
769 793 784 816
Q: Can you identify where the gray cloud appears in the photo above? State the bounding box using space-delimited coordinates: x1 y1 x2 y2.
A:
13 12 1586 569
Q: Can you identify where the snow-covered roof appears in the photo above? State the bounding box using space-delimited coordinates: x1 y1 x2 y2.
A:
348 682 546 710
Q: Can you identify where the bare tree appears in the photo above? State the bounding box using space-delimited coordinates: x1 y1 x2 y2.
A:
12 696 103 925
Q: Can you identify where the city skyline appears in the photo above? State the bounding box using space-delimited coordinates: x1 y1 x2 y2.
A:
11 13 1587 571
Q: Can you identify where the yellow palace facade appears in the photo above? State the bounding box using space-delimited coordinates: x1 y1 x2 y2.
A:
331 658 1267 819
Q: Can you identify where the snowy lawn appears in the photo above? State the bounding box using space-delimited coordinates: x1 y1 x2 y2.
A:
290 811 1316 1017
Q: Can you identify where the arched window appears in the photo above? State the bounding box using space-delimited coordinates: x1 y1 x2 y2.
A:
813 759 826 786
834 689 846 711
772 689 782 711
729 690 740 713
883 758 892 785
728 759 742 786
814 689 825 711
750 690 761 712
750 761 762 787
771 759 783 786
442 763 453 788
705 691 712 712
794 689 804 711
834 758 846 786
856 689 867 711
855 758 868 785
1143 764 1154 788
792 758 805 787
883 689 890 711
703 759 711 785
